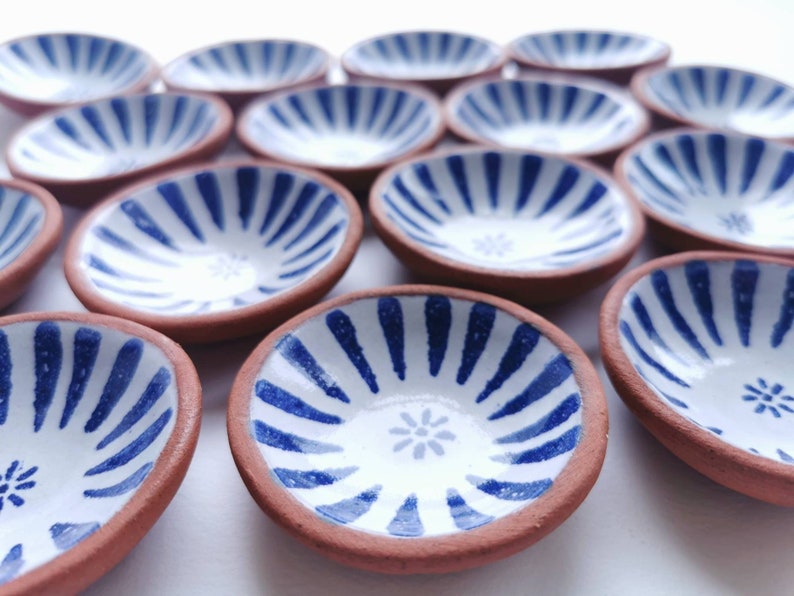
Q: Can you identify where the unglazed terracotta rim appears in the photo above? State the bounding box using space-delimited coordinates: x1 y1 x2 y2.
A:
0 310 202 595
506 29 671 79
5 91 234 190
614 128 794 258
599 250 794 506
227 284 609 574
0 31 159 116
236 81 447 175
63 158 364 345
340 30 507 89
630 64 794 142
0 178 63 310
444 73 651 161
370 144 646 284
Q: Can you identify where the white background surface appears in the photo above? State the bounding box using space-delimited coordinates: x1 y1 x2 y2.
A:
1 1 794 594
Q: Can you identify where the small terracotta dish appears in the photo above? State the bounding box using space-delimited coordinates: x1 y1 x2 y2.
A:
64 160 363 344
162 39 330 111
6 92 233 207
0 32 157 116
601 252 794 506
508 30 670 85
228 285 608 574
237 82 445 190
370 146 644 304
632 65 794 140
0 179 62 310
616 129 794 258
445 75 649 164
0 311 201 593
341 31 506 94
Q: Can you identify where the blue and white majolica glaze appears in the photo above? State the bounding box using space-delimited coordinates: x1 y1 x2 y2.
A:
0 317 185 586
445 76 648 159
634 65 794 140
0 184 47 271
618 130 794 256
0 33 156 114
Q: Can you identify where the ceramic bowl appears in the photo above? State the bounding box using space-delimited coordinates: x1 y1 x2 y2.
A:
616 129 794 258
445 75 649 164
6 92 233 207
0 33 158 116
237 82 445 191
370 147 644 304
341 31 506 94
0 311 201 593
632 65 794 141
0 179 62 310
508 30 670 85
228 285 608 574
64 160 363 344
600 252 794 506
162 39 330 111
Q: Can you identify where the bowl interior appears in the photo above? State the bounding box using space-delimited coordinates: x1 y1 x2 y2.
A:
9 94 223 180
242 85 441 168
0 184 47 270
615 258 794 463
377 150 636 271
74 164 353 316
248 293 585 537
621 131 794 249
0 319 179 585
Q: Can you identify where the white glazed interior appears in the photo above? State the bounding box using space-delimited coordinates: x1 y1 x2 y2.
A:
0 185 46 270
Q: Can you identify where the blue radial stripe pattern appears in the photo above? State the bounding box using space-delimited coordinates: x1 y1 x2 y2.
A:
0 320 179 586
620 130 794 251
0 185 46 270
74 163 353 316
249 295 584 538
616 258 794 464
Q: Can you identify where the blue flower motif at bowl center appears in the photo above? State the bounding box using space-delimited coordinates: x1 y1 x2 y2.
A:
390 409 456 459
742 378 794 418
0 461 38 513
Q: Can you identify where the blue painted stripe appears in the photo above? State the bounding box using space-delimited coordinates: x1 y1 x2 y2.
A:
476 323 540 403
771 269 794 348
685 260 723 346
769 152 794 194
539 166 579 217
281 222 343 264
467 475 552 501
273 466 357 489
315 88 335 125
740 138 765 193
83 462 153 498
110 98 131 143
0 195 31 248
253 420 342 453
80 105 113 148
60 327 101 429
638 367 689 409
85 339 144 433
345 86 359 129
488 354 573 420
278 247 333 279
778 449 794 464
446 489 494 530
484 152 501 209
456 302 496 385
283 194 337 251
515 154 542 211
55 116 90 148
569 182 608 218
255 380 342 423
0 544 23 585
652 270 710 359
316 485 382 524
34 322 63 432
413 163 450 214
142 95 159 146
0 332 10 426
392 176 442 224
50 522 100 551
707 134 727 194
495 426 581 464
732 260 759 347
120 200 178 250
92 227 178 267
387 494 424 537
260 172 294 236
236 166 259 230
275 334 350 403
496 393 581 443
37 35 56 65
619 321 691 387
510 80 529 121
378 297 405 381
629 294 678 358
632 156 681 201
164 96 188 143
676 135 703 187
425 295 452 377
326 310 378 393
157 182 205 243
196 172 225 231
447 155 474 213
266 182 321 246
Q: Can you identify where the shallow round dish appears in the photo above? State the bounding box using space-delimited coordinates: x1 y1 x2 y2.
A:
616 129 794 258
341 31 506 94
163 39 330 110
237 82 445 190
632 65 794 141
0 179 63 310
0 32 158 116
64 160 363 344
228 285 608 574
370 147 644 304
601 252 794 506
508 30 670 85
0 311 201 593
445 75 649 163
6 92 233 207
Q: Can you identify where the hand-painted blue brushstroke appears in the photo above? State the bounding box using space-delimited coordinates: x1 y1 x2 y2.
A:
326 310 379 393
316 485 382 524
456 302 496 385
80 106 113 148
83 462 153 498
685 260 722 346
387 494 424 537
489 354 573 420
0 332 10 426
732 260 759 347
496 393 581 444
740 138 765 193
157 182 205 243
707 134 727 194
771 269 794 348
252 420 342 454
629 295 679 360
59 328 101 429
476 323 540 403
196 171 225 231
378 297 406 381
236 167 259 231
514 154 542 211
467 475 552 501
50 522 100 550
120 201 178 250
425 296 452 377
494 426 581 464
273 466 357 489
447 155 474 213
770 152 794 193
0 544 23 585
620 321 690 387
255 380 342 424
651 270 710 360
85 339 143 433
275 335 350 403
266 182 321 247
259 172 293 236
539 166 579 217
570 182 608 218
110 98 131 143
484 152 501 209
446 489 494 530
34 322 62 432
637 367 689 409
778 449 794 464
